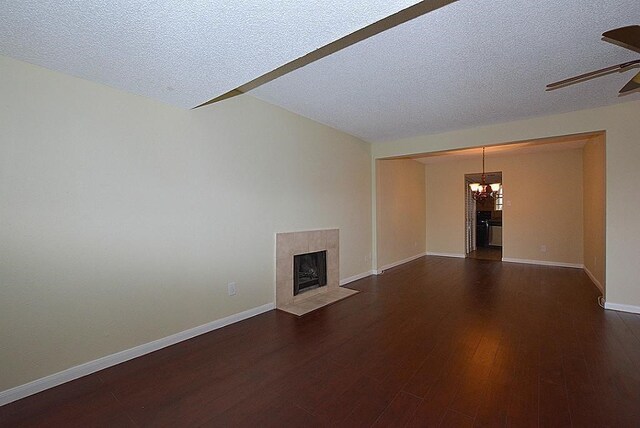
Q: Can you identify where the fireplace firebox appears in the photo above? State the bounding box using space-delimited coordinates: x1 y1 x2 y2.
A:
293 250 327 295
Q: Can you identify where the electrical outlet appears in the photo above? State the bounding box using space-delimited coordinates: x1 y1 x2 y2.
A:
227 282 237 296
540 245 547 253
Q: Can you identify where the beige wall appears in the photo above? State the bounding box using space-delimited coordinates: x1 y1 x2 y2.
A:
372 100 640 308
424 149 584 264
583 136 606 291
0 55 372 391
376 159 426 268
424 164 464 255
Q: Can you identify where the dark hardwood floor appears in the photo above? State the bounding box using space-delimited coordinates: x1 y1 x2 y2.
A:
467 246 502 261
2 256 640 427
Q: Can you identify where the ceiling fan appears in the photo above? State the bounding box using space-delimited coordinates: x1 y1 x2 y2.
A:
546 25 640 95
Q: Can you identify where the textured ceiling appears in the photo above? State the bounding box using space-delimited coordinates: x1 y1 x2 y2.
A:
2 1 639 142
251 0 640 142
0 1 420 108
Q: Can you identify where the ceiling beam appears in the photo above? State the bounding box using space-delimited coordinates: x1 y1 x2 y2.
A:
193 0 457 109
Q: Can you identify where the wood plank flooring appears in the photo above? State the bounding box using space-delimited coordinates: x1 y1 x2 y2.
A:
2 256 640 427
467 247 502 261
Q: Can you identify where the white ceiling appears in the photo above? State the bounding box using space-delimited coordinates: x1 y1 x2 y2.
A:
251 0 640 142
0 1 419 108
1 1 638 142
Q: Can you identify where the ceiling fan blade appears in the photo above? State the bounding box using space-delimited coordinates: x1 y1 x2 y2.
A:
620 70 640 94
546 59 640 91
603 25 640 53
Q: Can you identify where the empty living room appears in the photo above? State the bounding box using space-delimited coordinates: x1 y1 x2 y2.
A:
1 1 640 426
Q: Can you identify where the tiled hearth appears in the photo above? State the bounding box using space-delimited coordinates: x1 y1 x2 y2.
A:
276 229 358 316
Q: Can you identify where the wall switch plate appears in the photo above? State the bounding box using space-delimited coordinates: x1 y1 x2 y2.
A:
540 245 547 253
227 282 237 296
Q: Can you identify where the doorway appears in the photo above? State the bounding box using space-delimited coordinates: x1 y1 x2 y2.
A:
465 171 503 261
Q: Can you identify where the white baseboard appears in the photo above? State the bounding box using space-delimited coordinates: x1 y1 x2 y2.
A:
0 302 275 407
376 252 426 274
604 302 640 315
501 257 584 269
340 270 375 286
426 252 466 259
583 267 604 293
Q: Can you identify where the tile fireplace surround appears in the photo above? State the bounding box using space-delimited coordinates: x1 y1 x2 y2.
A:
276 229 358 316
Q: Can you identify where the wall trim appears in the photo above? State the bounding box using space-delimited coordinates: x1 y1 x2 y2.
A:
426 252 466 259
340 270 375 286
501 257 584 269
0 302 275 407
376 252 426 274
583 266 604 293
604 302 640 315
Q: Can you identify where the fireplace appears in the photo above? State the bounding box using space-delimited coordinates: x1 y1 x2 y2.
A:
275 229 341 311
293 250 327 295
276 229 357 315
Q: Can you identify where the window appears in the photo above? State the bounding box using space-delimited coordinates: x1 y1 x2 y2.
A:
495 186 503 211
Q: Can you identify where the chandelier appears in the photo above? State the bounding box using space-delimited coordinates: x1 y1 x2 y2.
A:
469 147 500 202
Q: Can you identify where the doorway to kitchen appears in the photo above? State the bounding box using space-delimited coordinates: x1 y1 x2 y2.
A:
465 171 503 261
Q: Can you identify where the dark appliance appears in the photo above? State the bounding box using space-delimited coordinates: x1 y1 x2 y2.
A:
476 211 492 248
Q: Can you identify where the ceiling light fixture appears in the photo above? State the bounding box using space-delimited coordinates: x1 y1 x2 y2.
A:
469 147 500 202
